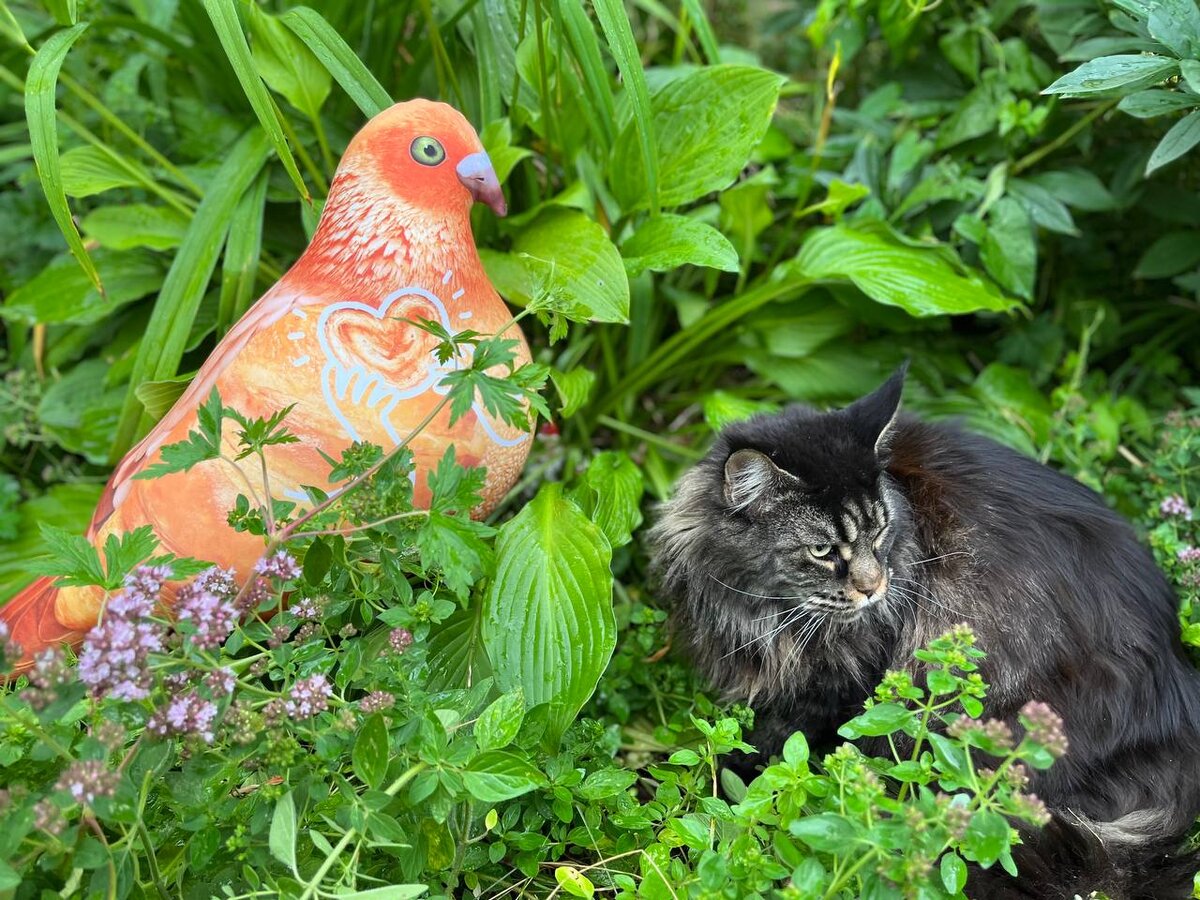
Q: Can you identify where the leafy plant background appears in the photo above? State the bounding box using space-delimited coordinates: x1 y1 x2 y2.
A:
1 0 1200 897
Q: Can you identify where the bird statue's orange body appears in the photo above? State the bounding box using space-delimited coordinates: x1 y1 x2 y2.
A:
2 100 531 667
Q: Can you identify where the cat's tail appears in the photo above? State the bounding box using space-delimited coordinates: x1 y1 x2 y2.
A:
968 811 1198 900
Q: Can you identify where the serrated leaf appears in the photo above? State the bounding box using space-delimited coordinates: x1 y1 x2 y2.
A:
268 792 298 873
462 750 546 802
475 689 526 751
794 225 1016 315
1043 54 1178 96
482 483 615 746
621 214 738 276
353 714 389 789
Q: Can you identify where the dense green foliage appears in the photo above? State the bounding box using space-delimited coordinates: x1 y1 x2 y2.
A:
1 0 1199 897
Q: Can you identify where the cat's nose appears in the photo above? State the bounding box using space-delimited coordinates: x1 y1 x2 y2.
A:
852 574 883 594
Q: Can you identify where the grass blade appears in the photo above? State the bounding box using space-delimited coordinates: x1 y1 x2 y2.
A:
203 0 311 204
25 22 103 294
280 6 392 118
680 0 720 64
592 0 659 214
560 0 616 150
111 130 272 457
217 169 269 334
42 0 77 26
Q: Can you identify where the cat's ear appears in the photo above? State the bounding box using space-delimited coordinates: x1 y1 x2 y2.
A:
724 449 796 510
846 361 907 457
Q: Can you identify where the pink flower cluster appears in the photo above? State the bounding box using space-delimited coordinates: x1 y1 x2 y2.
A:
175 567 239 650
285 673 333 719
77 566 170 701
55 759 119 806
1178 547 1200 564
147 690 220 743
1160 495 1193 520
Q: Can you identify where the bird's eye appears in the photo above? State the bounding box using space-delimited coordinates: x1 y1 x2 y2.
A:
809 544 834 560
410 136 446 166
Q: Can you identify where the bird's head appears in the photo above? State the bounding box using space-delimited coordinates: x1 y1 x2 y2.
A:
341 98 506 218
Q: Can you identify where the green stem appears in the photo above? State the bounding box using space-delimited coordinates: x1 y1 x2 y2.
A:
595 415 704 460
1012 99 1119 176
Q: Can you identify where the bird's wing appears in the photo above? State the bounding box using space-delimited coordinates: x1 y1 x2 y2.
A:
93 285 311 532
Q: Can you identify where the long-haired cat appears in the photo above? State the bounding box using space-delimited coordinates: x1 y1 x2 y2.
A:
652 365 1200 899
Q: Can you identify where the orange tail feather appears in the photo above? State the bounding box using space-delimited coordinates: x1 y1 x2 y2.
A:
1 577 83 673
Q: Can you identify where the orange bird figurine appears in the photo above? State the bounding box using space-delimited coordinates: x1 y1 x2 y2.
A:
2 99 532 669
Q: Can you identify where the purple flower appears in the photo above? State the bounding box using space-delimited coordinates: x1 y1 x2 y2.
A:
292 597 320 620
1178 546 1200 564
1020 700 1069 758
20 647 68 710
1160 495 1193 520
55 759 119 806
0 621 22 672
147 691 219 743
255 550 301 582
175 568 240 650
34 799 65 836
389 628 413 654
359 690 395 713
78 567 168 701
285 674 333 719
204 667 237 697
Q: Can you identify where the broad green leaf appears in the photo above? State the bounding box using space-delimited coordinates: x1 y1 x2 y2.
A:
1146 110 1200 174
1182 59 1200 95
482 483 615 746
203 0 310 203
1 251 164 326
1008 179 1079 236
25 23 101 293
1134 231 1200 278
576 767 638 800
611 65 784 211
593 0 659 212
113 130 271 455
1028 169 1117 212
1043 54 1178 96
247 5 331 122
352 714 389 789
701 391 778 431
268 792 298 873
37 359 125 463
475 689 526 751
981 197 1036 299
621 214 739 276
81 204 190 251
462 750 547 802
1147 0 1200 58
941 852 968 893
426 603 492 692
1118 89 1200 119
59 145 149 197
280 6 392 117
794 226 1016 316
501 208 629 323
549 367 596 418
577 451 644 547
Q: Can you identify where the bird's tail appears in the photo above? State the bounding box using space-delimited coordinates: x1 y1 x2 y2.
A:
0 577 81 675
967 812 1198 899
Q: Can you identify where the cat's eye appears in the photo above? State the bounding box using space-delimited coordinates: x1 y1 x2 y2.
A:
809 544 834 559
410 136 446 166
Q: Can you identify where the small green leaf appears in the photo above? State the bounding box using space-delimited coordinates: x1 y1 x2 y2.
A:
353 714 390 789
963 809 1012 867
1146 110 1200 174
475 689 526 751
576 768 638 800
941 852 968 893
268 792 298 873
462 750 547 802
788 813 860 852
782 731 809 765
1134 231 1200 278
837 703 916 738
1043 54 1178 96
554 866 595 899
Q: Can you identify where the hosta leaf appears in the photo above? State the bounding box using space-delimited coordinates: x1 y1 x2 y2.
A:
621 214 739 275
610 65 784 211
794 225 1016 316
59 145 150 197
81 204 190 251
482 483 615 746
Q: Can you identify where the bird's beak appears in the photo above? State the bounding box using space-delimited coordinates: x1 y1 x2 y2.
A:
456 152 507 217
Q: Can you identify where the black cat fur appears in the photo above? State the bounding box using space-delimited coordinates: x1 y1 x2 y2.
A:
651 365 1200 899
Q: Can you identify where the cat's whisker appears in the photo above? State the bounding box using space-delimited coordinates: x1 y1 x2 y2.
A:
907 550 974 567
889 579 976 620
720 604 816 659
707 573 816 602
